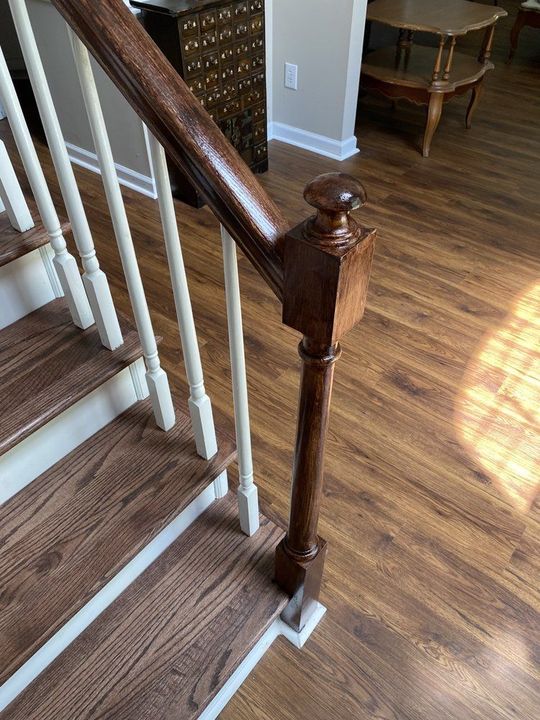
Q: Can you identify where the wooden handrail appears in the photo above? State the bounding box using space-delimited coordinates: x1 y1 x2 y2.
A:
50 0 288 298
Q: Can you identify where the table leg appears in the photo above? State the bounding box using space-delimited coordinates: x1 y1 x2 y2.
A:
423 92 443 158
466 82 484 129
508 10 527 63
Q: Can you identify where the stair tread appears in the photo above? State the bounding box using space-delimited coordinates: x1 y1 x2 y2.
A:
0 298 141 455
0 399 236 687
4 492 286 720
0 197 70 268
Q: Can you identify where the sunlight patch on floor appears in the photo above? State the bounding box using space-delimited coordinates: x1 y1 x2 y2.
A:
455 282 540 513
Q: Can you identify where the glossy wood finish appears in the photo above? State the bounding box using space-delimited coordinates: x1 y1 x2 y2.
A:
367 0 507 36
1 8 537 709
0 397 235 686
51 0 287 298
0 197 70 268
4 492 287 720
0 299 141 455
276 174 376 630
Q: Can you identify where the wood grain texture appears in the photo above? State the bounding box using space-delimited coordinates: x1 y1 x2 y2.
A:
0 197 71 268
0 299 141 455
0 398 236 685
3 492 287 720
50 0 287 297
0 3 537 712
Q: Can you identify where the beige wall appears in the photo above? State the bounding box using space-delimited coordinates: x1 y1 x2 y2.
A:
271 0 368 144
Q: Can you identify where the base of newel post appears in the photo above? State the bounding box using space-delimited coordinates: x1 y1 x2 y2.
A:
213 470 229 498
146 369 175 430
188 395 218 459
53 252 94 329
238 483 260 536
82 270 123 350
275 536 327 633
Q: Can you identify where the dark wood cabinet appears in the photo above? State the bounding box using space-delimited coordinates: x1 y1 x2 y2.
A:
131 0 268 207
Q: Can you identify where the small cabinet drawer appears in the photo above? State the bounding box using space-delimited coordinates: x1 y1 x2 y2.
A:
184 57 202 77
221 62 235 81
217 5 233 24
200 31 217 51
235 22 249 38
233 1 248 18
251 35 264 52
220 46 234 62
235 41 249 57
253 120 266 143
218 98 241 119
218 25 233 44
183 38 200 56
237 77 252 93
200 11 216 31
236 57 251 77
250 0 264 13
180 15 199 36
203 52 219 70
187 77 205 95
252 101 266 122
250 15 264 34
253 141 267 163
221 81 238 100
252 70 265 86
251 53 265 70
205 69 220 89
206 89 222 107
242 88 263 108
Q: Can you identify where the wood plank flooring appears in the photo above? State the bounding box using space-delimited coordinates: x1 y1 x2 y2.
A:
0 197 70 268
0 398 236 685
0 1 537 716
0 299 141 454
3 492 287 720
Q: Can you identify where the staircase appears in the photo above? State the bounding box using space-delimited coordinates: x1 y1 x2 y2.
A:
0 0 376 717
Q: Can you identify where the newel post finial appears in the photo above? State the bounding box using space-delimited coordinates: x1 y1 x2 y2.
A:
275 172 376 633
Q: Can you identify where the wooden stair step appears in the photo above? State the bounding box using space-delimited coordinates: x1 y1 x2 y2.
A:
0 399 236 687
0 298 141 455
0 197 70 268
3 492 286 720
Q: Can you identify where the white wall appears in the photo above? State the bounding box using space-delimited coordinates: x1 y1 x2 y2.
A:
269 0 368 160
25 0 156 197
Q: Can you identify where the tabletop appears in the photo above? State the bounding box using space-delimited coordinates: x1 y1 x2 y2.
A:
366 0 507 36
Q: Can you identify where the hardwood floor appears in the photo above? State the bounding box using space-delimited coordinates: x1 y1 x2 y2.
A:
1 1 538 716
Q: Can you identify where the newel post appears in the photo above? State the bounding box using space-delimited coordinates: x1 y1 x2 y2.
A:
275 172 376 632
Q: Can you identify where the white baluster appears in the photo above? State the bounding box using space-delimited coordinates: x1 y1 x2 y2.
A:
146 131 221 459
0 139 34 232
69 31 174 431
8 0 122 350
0 46 93 328
220 226 259 535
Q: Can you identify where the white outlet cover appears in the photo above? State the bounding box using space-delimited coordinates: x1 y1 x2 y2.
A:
285 62 298 90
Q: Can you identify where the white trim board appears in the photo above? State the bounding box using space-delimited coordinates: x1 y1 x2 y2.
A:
200 603 327 720
65 141 157 199
268 121 359 161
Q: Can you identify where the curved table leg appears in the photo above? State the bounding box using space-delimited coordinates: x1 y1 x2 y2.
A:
508 10 527 63
423 92 444 158
466 82 484 129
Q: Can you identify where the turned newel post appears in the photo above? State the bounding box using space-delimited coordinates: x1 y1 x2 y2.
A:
275 172 376 632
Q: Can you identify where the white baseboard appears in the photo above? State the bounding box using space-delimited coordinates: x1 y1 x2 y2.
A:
0 481 218 712
268 121 359 161
65 142 157 199
200 603 327 720
0 358 147 505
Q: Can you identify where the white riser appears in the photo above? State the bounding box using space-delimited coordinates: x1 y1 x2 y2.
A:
0 244 60 329
0 357 147 505
0 480 218 712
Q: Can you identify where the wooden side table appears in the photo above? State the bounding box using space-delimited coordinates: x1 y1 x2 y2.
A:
508 6 540 62
361 0 507 157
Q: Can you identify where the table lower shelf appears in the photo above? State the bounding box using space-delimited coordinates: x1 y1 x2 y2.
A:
362 45 493 93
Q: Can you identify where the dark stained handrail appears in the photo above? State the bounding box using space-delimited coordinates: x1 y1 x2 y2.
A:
51 0 287 297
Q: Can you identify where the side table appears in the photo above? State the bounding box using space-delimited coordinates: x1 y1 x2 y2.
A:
509 6 540 62
361 0 507 157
